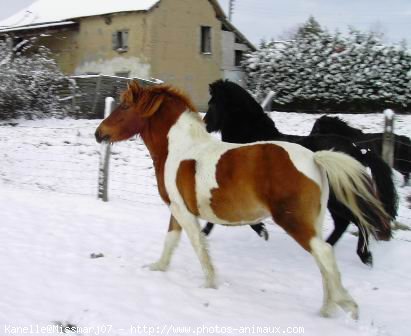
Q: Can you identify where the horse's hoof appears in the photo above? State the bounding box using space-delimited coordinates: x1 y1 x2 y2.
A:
204 280 217 289
338 299 359 320
360 253 373 267
320 302 337 318
145 261 167 272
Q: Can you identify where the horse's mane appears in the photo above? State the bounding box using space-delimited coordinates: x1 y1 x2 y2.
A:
121 80 198 112
209 79 265 118
318 116 364 136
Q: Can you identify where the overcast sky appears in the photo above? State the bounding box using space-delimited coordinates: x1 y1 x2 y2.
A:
1 0 411 46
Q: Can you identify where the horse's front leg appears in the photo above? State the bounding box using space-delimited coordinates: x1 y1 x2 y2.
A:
148 215 182 271
171 204 216 289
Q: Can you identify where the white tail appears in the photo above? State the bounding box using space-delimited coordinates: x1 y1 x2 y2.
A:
314 151 391 240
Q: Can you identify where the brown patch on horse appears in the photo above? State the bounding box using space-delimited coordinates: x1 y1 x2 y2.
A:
176 160 200 216
211 144 320 251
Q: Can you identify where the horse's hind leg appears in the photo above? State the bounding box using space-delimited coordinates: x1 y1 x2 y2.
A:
148 215 182 271
272 197 358 318
326 211 350 246
310 237 358 319
356 226 372 266
202 222 215 236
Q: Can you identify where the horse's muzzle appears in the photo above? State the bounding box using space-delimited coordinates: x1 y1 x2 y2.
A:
95 128 110 143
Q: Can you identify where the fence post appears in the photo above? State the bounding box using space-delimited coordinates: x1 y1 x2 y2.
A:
69 78 77 117
92 75 103 116
261 90 275 111
382 109 395 168
97 97 115 202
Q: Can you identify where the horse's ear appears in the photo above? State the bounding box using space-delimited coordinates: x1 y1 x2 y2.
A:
139 91 165 117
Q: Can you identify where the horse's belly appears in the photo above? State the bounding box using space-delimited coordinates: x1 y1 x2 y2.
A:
197 193 270 225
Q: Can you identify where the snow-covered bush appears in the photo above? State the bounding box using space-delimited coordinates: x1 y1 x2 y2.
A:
0 36 71 119
242 18 411 113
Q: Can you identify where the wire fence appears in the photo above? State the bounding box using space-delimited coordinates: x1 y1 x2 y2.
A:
0 114 410 224
0 121 164 207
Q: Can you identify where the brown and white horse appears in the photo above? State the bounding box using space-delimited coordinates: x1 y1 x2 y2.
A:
95 81 389 319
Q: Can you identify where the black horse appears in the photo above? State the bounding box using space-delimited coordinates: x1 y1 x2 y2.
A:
311 115 411 186
202 79 398 265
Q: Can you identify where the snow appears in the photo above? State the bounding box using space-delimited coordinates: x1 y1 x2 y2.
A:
0 0 160 30
0 113 410 335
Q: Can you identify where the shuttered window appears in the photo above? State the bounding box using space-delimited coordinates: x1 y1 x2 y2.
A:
112 30 129 52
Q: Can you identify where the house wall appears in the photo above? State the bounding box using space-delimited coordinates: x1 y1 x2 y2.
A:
27 0 230 110
146 0 223 110
221 30 249 87
36 29 79 74
73 12 152 79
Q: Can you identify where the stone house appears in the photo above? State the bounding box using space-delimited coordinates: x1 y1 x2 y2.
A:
0 0 255 110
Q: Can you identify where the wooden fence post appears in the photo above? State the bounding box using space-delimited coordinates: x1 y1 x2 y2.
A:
97 97 115 202
382 109 395 168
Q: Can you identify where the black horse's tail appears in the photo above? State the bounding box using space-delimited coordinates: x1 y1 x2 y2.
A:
361 150 398 220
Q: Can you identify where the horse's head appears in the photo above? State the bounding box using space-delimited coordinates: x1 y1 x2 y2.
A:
95 81 196 143
204 80 265 133
312 116 362 137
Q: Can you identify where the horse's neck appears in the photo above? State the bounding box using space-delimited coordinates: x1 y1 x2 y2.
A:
221 114 283 143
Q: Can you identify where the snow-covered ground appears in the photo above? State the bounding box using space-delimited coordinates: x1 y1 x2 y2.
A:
0 112 410 336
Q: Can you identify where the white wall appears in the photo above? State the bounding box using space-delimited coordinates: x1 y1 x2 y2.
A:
221 30 249 87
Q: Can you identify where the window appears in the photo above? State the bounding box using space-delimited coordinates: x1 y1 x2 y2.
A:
112 30 129 52
200 26 212 54
235 50 243 67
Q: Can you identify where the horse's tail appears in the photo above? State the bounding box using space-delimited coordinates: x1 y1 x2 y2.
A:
314 151 392 241
361 150 398 219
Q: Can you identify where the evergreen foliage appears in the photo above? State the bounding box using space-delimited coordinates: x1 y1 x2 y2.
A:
242 18 411 113
0 36 71 119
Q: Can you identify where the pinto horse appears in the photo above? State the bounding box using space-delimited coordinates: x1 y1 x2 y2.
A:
95 81 391 319
203 80 397 265
311 115 411 186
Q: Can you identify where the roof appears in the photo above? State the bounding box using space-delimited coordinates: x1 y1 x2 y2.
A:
0 0 256 50
208 0 256 51
0 0 160 31
0 21 76 33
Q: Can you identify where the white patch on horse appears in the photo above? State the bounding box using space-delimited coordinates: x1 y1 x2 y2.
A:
165 112 236 224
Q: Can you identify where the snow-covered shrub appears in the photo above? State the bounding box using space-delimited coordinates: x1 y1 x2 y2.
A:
0 36 71 119
242 18 411 113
